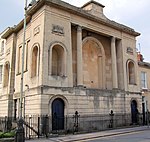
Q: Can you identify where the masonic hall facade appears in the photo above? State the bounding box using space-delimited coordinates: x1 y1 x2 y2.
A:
0 0 141 128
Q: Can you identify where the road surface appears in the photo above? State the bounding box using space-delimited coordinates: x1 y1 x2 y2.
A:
78 130 150 142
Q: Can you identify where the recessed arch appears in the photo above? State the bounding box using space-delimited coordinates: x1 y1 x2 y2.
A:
31 43 40 77
49 95 68 114
82 36 106 89
127 59 136 85
3 61 10 87
48 42 67 76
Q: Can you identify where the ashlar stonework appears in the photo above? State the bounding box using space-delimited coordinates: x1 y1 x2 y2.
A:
0 0 142 131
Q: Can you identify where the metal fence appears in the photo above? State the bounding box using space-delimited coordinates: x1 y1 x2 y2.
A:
0 112 146 139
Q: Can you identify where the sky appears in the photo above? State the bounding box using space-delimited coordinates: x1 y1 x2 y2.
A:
0 0 150 62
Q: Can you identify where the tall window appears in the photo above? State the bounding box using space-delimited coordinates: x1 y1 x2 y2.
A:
0 65 3 83
51 45 64 76
128 61 136 84
141 72 147 89
24 40 30 71
1 40 4 54
31 46 38 77
3 63 9 87
18 46 22 73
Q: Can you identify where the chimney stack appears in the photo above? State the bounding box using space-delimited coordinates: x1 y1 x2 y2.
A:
137 52 144 62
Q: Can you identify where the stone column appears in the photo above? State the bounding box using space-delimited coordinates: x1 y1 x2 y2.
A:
111 37 118 88
77 26 83 86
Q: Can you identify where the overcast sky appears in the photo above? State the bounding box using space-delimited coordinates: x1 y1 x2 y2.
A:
0 0 150 62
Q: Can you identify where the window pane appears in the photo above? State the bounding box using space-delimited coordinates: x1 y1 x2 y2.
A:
141 72 147 88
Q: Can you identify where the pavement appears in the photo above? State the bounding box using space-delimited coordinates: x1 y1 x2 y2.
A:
25 126 150 142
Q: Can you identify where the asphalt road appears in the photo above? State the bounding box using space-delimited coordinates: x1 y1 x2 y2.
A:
78 130 150 142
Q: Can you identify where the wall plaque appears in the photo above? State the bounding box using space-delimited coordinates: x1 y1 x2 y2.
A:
6 48 10 55
52 24 64 35
127 47 133 55
33 26 40 36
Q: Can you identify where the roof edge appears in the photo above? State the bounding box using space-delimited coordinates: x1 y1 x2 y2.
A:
2 0 140 38
81 0 105 8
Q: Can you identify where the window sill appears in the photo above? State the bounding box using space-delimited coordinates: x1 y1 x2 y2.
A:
141 88 148 91
51 75 67 79
129 83 137 86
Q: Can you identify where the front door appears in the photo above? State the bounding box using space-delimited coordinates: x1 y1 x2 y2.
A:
131 100 138 124
142 103 146 125
52 98 64 130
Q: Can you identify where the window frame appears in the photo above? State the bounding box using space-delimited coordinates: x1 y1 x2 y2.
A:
141 71 147 89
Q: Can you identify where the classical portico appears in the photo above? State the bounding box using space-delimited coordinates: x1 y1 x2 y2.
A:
75 24 119 90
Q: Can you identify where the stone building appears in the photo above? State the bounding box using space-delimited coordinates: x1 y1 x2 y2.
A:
1 0 142 131
0 28 11 116
138 52 150 124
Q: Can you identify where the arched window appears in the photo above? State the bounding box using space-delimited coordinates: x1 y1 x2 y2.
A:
51 45 65 76
3 62 9 87
128 61 136 84
31 46 38 77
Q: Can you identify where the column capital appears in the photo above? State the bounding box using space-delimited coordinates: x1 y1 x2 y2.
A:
111 37 116 43
77 26 82 32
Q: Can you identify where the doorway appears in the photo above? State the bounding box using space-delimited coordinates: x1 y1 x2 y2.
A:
131 100 138 124
14 99 17 121
52 98 64 130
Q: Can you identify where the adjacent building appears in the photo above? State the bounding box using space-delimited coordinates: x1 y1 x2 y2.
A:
0 28 11 116
0 0 143 131
138 52 150 124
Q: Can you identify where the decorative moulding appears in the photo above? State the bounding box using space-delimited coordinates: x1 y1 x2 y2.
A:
52 24 64 36
33 26 40 36
126 47 133 55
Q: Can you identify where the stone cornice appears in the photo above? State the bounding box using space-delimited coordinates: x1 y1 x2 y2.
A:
2 16 31 39
2 0 140 39
138 61 150 68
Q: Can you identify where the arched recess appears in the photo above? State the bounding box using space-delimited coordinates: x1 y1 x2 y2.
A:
131 99 138 124
127 60 136 85
48 42 67 76
31 43 40 77
82 37 106 89
3 61 10 87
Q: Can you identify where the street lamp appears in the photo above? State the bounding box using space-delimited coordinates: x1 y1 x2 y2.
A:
15 1 33 142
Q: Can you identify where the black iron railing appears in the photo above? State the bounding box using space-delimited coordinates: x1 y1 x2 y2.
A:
0 112 147 139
